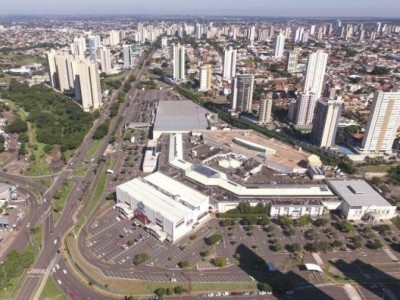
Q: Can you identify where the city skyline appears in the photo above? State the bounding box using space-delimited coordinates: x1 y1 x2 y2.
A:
1 0 400 17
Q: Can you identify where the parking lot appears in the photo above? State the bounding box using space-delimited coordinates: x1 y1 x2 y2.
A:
83 206 400 294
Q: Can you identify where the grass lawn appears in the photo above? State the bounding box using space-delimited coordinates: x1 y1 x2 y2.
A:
85 139 103 160
73 164 88 177
359 165 391 173
0 225 42 299
0 74 14 84
39 277 67 300
39 178 53 188
0 53 46 64
63 149 74 162
53 180 75 223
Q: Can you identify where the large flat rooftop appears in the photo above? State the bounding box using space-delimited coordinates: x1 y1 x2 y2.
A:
327 180 394 207
200 130 310 171
153 100 209 134
117 172 208 223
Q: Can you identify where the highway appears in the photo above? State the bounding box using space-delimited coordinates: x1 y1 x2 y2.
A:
14 53 150 300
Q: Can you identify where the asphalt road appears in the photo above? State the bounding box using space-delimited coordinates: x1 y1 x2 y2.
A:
15 53 150 300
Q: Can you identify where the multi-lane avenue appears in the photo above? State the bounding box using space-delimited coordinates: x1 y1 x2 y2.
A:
14 52 150 300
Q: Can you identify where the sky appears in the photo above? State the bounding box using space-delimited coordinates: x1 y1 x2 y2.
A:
1 0 399 17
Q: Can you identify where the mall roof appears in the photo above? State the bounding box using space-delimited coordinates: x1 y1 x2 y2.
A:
154 100 209 133
117 172 208 223
327 180 394 207
168 134 334 198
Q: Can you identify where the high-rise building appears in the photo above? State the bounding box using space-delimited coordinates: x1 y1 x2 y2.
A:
199 65 212 92
311 97 343 148
55 52 74 92
287 49 300 73
71 36 86 59
72 59 102 111
98 46 112 74
88 35 101 61
287 99 298 123
295 92 317 126
223 46 237 81
231 74 254 113
47 48 102 111
172 43 185 81
123 45 133 69
294 27 304 43
195 23 202 40
361 87 400 154
109 30 121 46
259 93 273 124
161 36 168 48
47 49 58 88
231 25 237 40
248 26 255 42
274 33 286 59
303 50 328 99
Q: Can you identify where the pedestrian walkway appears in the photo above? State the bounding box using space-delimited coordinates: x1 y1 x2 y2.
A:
344 284 362 300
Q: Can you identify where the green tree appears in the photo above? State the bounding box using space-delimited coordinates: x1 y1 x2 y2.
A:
178 260 190 268
206 234 222 245
370 239 383 249
278 216 293 227
212 257 227 267
154 288 166 299
314 218 329 227
337 220 354 233
297 216 311 227
258 283 272 292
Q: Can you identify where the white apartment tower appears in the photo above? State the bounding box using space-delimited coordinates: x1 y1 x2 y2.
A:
199 65 212 92
294 27 304 43
311 97 343 148
47 49 58 88
287 49 300 73
303 50 328 99
259 93 273 124
55 52 74 92
223 46 237 81
109 30 121 46
361 87 400 154
99 46 112 74
172 43 185 81
248 26 255 42
123 45 133 69
231 74 254 113
72 59 102 112
71 36 86 59
295 92 317 126
195 23 202 40
274 32 286 59
161 36 168 48
88 35 101 61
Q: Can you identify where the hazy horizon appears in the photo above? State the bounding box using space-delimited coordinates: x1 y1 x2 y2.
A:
0 0 399 18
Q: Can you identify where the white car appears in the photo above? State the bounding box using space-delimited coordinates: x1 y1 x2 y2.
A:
57 279 62 285
215 292 222 297
258 291 267 295
62 269 67 275
55 264 60 270
222 292 229 296
26 223 30 228
248 275 255 281
54 239 58 245
207 293 214 297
